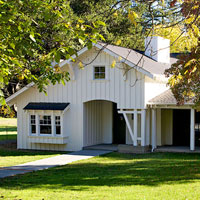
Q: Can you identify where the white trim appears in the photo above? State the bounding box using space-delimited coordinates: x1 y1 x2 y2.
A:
152 109 157 149
36 114 40 136
94 43 154 79
190 109 195 151
148 104 193 109
118 110 142 114
146 109 150 146
51 112 55 137
133 110 138 146
93 65 106 80
6 42 156 103
6 82 34 104
141 109 146 146
63 104 70 113
61 114 64 136
60 61 75 80
122 112 134 144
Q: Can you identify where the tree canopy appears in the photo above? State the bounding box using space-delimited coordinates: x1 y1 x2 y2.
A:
1 0 200 108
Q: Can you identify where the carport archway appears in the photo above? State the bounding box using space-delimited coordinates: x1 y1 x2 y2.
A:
83 100 126 147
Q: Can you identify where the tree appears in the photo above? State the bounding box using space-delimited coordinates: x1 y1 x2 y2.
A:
0 0 105 105
128 0 200 106
2 0 200 108
163 0 200 106
152 25 197 53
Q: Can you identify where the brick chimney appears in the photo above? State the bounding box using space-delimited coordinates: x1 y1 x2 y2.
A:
145 36 170 64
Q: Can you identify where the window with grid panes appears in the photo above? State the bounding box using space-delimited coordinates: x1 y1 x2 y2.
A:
39 115 51 134
55 116 61 135
30 115 36 134
94 66 105 79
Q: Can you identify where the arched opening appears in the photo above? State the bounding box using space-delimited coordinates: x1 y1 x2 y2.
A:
83 100 126 148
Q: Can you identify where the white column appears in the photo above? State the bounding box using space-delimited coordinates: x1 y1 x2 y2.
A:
190 109 195 151
146 109 150 146
36 113 40 136
134 110 138 146
152 108 157 149
122 113 134 143
141 109 146 146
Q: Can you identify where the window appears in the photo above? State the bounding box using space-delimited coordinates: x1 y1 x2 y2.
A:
39 115 51 134
55 116 61 135
94 66 105 79
30 115 36 134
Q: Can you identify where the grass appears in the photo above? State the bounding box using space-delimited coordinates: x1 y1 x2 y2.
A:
1 152 200 200
0 148 62 167
0 118 17 141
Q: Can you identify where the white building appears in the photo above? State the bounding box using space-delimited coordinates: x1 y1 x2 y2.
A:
6 36 198 152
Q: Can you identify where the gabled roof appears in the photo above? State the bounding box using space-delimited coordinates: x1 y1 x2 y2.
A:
24 102 70 111
96 43 177 76
6 43 177 104
148 89 193 105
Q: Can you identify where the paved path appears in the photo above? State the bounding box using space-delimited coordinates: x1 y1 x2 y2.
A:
0 150 112 179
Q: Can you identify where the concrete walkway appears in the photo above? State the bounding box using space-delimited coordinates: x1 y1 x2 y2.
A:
0 150 112 179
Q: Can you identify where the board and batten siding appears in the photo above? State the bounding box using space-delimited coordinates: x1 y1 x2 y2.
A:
15 47 147 151
83 100 113 147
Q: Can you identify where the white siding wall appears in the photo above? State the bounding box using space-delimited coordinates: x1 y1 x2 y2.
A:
83 100 102 147
161 109 173 145
16 48 146 151
145 76 168 105
102 101 113 144
83 100 113 147
149 108 173 147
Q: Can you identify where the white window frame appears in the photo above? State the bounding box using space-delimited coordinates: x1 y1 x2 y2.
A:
30 115 36 134
93 66 106 80
55 116 61 135
28 111 63 137
39 115 52 136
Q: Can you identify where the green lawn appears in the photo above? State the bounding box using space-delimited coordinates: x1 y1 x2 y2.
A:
0 118 17 141
1 152 200 200
0 148 62 167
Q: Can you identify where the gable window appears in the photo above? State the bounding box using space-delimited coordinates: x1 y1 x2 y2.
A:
39 115 51 134
55 116 61 135
94 66 105 79
30 115 36 134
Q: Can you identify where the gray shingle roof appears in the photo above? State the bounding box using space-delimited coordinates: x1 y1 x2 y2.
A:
148 90 193 105
99 43 178 75
148 90 177 104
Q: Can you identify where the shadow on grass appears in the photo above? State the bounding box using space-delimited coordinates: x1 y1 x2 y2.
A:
0 126 17 141
0 134 17 141
0 148 65 157
1 152 200 189
0 126 17 133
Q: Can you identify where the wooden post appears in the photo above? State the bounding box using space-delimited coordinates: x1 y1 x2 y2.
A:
134 110 138 146
190 109 195 151
151 109 157 149
146 109 150 146
122 113 134 143
141 109 146 146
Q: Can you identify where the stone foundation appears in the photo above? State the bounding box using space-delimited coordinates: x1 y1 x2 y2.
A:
118 144 151 154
